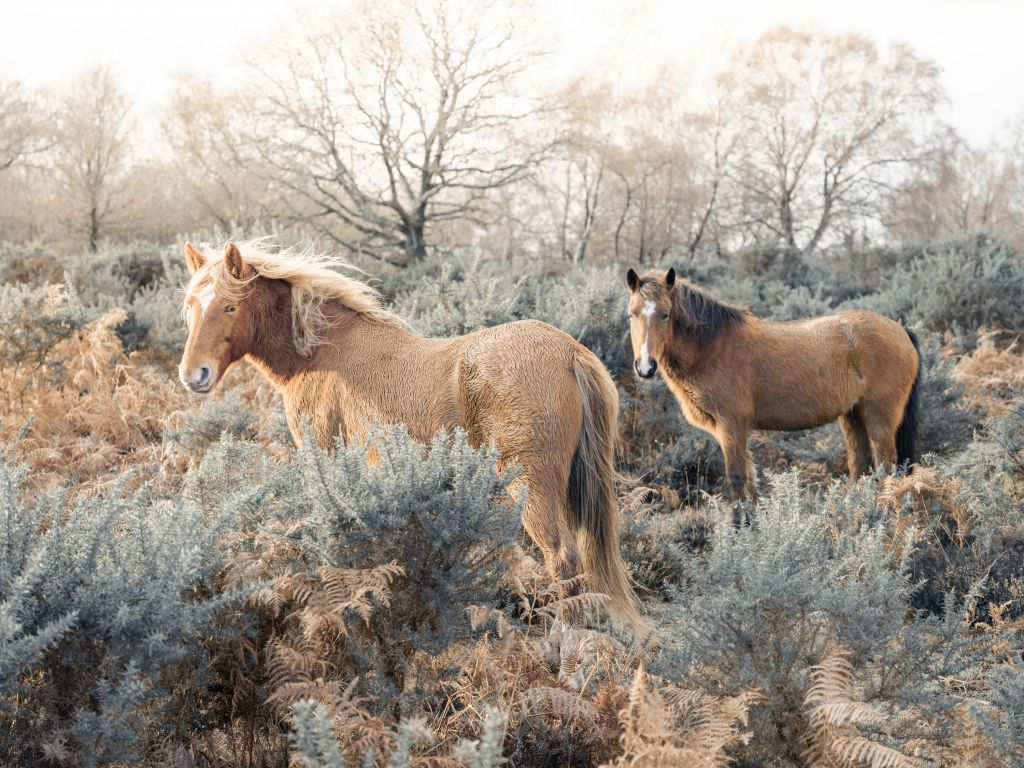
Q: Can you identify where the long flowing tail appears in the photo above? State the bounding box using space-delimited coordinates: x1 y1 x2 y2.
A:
896 329 922 469
569 354 646 634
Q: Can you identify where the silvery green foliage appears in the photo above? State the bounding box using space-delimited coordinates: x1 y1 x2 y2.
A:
288 701 348 768
0 451 241 765
453 706 508 768
291 426 522 655
525 266 632 374
654 471 1006 759
0 281 89 376
288 700 507 768
385 718 434 768
394 260 526 338
390 260 632 377
191 425 521 702
970 662 1024 753
163 391 259 450
0 552 77 695
846 235 1024 338
955 394 1024 481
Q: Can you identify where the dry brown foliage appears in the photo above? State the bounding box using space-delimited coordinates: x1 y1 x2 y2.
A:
876 467 972 557
0 309 187 495
0 306 288 497
801 647 917 768
600 664 761 768
955 331 1024 414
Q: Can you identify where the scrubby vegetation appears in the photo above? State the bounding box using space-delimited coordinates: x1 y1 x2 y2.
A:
1 234 1022 767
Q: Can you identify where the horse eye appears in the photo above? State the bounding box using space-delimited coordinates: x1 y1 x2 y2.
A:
660 311 670 320
225 305 237 314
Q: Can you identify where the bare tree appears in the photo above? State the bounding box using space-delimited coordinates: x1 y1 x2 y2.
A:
544 78 616 265
718 28 944 255
164 77 279 231
253 0 545 266
888 126 1021 242
52 67 134 252
531 73 737 266
0 79 42 173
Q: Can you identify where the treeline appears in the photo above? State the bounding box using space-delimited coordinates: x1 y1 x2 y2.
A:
1 1 1022 264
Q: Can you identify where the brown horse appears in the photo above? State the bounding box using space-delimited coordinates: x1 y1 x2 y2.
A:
625 267 921 501
178 241 642 629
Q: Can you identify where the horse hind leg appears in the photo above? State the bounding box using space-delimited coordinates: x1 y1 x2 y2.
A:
860 405 899 472
839 410 872 478
514 476 582 597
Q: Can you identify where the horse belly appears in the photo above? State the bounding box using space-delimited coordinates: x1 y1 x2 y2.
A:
752 350 864 431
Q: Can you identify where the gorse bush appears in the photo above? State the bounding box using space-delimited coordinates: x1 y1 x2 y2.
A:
0 449 241 765
847 235 1024 339
655 471 1018 765
0 282 89 398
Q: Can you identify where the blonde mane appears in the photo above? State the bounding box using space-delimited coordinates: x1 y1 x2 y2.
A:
185 241 396 356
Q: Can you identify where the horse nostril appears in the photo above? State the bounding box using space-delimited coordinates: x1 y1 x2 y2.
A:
195 365 212 388
634 359 657 379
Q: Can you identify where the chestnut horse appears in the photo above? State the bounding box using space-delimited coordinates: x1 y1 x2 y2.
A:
625 267 921 501
178 241 642 630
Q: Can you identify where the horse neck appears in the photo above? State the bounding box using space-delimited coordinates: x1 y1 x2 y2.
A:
663 323 731 383
249 301 421 400
244 299 415 385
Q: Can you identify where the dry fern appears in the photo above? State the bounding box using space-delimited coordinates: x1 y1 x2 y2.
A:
802 647 917 768
954 331 1024 414
601 664 759 768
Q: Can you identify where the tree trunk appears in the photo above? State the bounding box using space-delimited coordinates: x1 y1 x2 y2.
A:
89 205 99 253
404 217 428 264
779 187 796 248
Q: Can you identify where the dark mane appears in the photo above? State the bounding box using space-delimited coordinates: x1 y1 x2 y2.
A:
670 280 746 345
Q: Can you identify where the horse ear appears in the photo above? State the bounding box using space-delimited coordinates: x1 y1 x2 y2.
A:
224 242 252 280
665 267 676 288
626 268 639 292
184 242 205 275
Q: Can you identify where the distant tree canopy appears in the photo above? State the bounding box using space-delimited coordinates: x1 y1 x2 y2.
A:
1 8 1023 261
716 29 944 256
248 0 545 266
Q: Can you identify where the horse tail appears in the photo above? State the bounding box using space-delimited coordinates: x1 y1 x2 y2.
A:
569 354 646 635
896 328 922 470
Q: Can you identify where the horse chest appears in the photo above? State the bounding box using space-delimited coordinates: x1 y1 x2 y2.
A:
667 380 718 430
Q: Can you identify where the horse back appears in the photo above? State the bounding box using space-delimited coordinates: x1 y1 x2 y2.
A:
742 310 917 430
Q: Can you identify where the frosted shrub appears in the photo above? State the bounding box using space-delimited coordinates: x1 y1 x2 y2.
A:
655 471 1007 762
0 450 241 764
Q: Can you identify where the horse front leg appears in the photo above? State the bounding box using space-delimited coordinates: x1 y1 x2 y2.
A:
717 427 757 504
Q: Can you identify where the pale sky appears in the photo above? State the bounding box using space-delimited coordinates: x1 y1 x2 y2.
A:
1 0 1021 146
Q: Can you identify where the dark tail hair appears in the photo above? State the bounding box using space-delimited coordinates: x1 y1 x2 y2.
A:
569 355 646 634
896 329 922 469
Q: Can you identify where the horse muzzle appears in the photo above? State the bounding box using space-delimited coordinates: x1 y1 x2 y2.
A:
180 363 215 393
634 359 657 379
